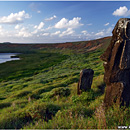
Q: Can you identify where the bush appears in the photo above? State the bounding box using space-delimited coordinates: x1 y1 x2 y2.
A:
72 90 96 104
50 87 71 97
0 109 32 129
105 105 130 129
41 87 71 101
12 90 31 98
0 102 11 109
26 102 61 121
33 87 46 95
0 102 60 129
25 105 93 129
28 93 41 99
63 105 93 118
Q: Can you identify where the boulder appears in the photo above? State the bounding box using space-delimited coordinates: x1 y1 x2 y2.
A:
77 69 94 95
100 18 130 107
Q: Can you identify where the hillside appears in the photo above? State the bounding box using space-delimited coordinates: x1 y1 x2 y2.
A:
0 36 111 53
0 36 129 129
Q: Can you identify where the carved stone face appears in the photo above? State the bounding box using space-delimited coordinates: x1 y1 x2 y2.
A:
100 18 130 107
100 18 130 84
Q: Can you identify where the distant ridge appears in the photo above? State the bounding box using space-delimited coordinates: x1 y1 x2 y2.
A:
0 36 111 53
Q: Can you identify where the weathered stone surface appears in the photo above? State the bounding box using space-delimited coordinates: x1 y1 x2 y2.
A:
77 69 94 95
100 18 130 107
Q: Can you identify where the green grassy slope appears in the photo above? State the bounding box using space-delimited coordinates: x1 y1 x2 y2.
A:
0 37 129 129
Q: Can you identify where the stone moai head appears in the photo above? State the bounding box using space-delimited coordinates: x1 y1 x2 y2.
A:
100 18 130 107
100 18 130 84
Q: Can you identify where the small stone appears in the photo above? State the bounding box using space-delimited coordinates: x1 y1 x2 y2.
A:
77 69 94 95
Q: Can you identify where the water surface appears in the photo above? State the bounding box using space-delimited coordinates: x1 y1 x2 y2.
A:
0 53 20 63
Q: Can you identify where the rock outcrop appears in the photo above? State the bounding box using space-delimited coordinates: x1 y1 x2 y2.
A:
100 18 130 107
77 69 94 95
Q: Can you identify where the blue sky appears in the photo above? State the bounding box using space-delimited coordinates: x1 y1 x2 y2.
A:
0 1 130 43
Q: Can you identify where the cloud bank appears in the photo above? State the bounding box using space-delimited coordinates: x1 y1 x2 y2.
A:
45 15 57 21
113 6 130 16
55 17 83 29
0 10 31 24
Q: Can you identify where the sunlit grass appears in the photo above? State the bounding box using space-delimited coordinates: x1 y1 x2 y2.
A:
0 37 129 129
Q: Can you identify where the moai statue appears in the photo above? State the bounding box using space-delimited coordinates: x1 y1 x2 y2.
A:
77 69 94 95
100 18 130 107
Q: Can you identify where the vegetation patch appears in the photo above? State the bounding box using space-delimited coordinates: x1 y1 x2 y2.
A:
50 87 71 97
0 109 32 129
0 102 11 109
0 52 68 81
72 89 102 104
26 102 61 121
12 90 32 98
0 37 128 129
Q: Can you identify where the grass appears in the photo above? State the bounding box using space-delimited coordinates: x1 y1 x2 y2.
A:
0 52 68 81
0 37 129 129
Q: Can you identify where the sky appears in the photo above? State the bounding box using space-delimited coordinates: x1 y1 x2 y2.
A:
0 1 130 43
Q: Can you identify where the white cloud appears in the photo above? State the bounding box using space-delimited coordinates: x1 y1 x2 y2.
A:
45 15 57 21
29 2 41 14
34 22 44 30
0 25 2 29
42 33 49 36
55 18 67 28
87 23 92 26
37 22 44 30
0 26 11 37
112 24 115 27
95 31 105 36
44 26 54 31
59 28 74 37
104 23 109 26
0 10 30 24
55 17 83 29
106 27 113 34
37 10 41 14
15 24 21 30
113 6 130 16
51 31 60 36
81 30 87 35
32 29 38 34
32 22 45 35
0 26 4 36
81 26 113 40
16 27 32 38
34 25 37 29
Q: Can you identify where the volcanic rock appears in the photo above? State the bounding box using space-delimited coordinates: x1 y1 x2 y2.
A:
100 18 130 107
77 69 94 95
